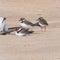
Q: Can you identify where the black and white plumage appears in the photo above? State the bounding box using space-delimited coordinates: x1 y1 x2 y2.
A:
15 28 34 36
36 17 48 32
0 17 10 35
19 17 34 30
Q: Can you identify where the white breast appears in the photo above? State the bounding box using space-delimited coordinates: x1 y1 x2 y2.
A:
0 18 9 32
39 23 45 27
20 23 32 28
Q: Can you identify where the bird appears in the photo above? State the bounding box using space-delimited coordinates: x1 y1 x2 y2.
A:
15 28 34 36
0 17 10 35
19 17 34 31
35 17 48 32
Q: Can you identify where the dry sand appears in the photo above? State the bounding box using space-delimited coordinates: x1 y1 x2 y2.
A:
0 0 60 60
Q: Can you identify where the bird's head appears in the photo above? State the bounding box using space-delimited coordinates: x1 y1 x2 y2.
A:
19 17 26 23
36 17 43 21
0 17 6 23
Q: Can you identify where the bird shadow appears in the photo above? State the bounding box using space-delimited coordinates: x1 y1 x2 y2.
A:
0 27 34 35
0 27 20 35
8 27 20 32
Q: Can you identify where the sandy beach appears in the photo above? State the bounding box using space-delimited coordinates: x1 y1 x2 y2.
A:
0 0 60 60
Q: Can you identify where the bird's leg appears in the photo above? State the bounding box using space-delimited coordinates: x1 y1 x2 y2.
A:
41 27 43 32
44 26 46 32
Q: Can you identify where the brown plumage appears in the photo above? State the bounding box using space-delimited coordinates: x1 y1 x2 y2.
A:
36 17 48 32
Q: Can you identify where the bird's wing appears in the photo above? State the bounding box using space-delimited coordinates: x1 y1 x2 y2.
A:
25 20 33 25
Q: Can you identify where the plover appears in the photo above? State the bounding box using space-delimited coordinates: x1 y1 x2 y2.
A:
0 17 10 35
19 17 34 30
15 28 34 36
36 17 48 32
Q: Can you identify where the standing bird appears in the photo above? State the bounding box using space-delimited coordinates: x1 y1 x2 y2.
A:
36 17 48 32
19 17 34 31
0 17 10 35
